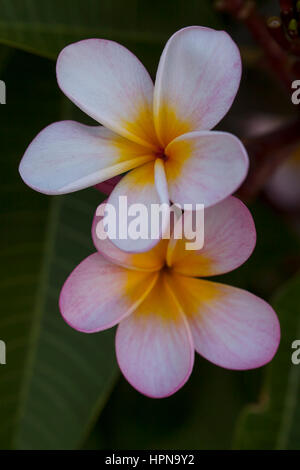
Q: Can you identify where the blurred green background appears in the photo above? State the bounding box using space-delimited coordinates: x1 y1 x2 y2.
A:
0 0 300 450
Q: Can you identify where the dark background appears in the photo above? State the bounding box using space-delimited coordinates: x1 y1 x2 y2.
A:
0 0 300 450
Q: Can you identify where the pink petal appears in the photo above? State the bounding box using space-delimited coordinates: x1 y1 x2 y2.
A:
165 130 248 207
19 121 153 195
154 26 242 146
94 176 122 195
92 202 167 271
116 273 194 398
106 160 169 253
57 39 158 148
59 253 157 333
168 196 256 277
169 274 280 370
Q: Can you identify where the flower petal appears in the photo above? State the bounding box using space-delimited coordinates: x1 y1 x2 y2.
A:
107 160 169 253
19 121 153 195
169 274 280 370
116 272 194 398
167 196 256 277
154 26 242 146
59 252 158 333
165 131 248 207
92 202 167 271
94 176 122 195
57 39 158 148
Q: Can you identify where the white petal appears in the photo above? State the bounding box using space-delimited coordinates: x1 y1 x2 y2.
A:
19 121 152 195
57 39 158 148
154 26 241 146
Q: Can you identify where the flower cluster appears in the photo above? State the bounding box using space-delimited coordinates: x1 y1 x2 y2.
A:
19 26 280 398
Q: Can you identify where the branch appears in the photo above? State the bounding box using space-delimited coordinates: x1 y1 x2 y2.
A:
215 0 294 90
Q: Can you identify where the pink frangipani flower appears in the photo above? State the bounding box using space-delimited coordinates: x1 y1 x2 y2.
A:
59 196 280 398
19 26 248 252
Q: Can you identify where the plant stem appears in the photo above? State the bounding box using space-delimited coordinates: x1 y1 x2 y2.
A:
215 0 294 90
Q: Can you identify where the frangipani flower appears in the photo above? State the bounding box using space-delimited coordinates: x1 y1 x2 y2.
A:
19 26 248 252
59 197 280 398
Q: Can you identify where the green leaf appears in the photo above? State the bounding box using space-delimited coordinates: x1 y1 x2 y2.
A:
85 355 247 450
0 0 221 66
0 50 118 449
234 274 300 450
